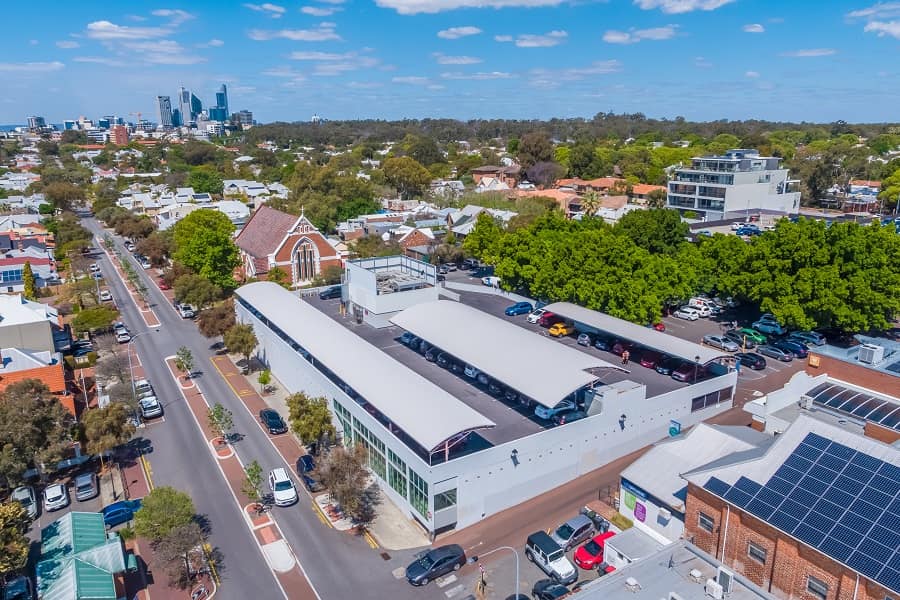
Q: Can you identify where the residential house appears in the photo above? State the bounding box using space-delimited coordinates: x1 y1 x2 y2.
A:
447 205 518 236
235 205 342 285
155 203 200 230
470 165 520 188
555 177 625 194
0 348 68 409
0 171 40 192
213 200 251 230
474 176 510 194
430 179 465 199
2 193 49 212
630 183 667 205
0 294 61 352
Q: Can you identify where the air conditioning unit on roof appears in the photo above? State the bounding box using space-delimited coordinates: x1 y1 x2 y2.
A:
706 579 724 600
799 395 813 410
858 344 884 365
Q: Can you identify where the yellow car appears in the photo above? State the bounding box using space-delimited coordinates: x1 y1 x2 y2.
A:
548 322 575 337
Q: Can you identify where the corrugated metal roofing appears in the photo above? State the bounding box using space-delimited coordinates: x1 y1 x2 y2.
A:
543 302 727 364
235 282 496 451
390 300 623 409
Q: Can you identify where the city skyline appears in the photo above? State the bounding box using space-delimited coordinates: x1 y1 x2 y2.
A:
2 1 900 124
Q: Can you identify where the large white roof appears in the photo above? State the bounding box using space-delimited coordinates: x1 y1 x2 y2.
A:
390 300 622 408
544 302 726 364
235 283 495 452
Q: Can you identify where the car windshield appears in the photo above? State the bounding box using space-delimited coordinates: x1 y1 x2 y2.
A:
274 481 293 491
547 548 564 562
555 524 574 540
584 540 601 556
47 489 62 501
16 493 32 506
77 482 93 492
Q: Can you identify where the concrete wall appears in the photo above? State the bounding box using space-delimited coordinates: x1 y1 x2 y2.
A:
618 479 684 543
0 321 54 354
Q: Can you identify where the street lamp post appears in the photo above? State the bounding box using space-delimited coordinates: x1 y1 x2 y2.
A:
128 329 159 419
467 546 520 599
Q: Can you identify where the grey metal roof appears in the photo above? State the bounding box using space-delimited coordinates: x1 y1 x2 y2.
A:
543 302 727 364
390 300 623 409
235 283 495 451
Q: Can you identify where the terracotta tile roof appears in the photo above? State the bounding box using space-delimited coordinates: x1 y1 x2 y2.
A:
599 195 629 209
849 179 881 188
631 183 666 195
235 205 298 259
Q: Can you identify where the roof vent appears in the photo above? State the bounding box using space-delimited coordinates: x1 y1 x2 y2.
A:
858 344 884 365
625 577 642 592
799 395 814 410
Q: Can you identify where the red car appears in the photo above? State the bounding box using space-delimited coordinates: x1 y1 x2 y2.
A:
639 350 665 369
158 278 171 290
611 340 633 356
538 312 564 328
573 531 616 570
652 322 666 332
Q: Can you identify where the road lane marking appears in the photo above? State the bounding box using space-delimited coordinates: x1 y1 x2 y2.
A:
140 455 154 490
437 574 458 588
444 584 465 598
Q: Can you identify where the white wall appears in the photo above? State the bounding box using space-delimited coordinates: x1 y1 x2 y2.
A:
617 480 684 544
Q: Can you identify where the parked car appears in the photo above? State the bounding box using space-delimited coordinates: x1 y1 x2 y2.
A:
672 362 706 383
611 340 633 356
574 531 617 570
788 331 826 346
504 301 533 316
74 472 99 501
296 454 315 474
576 332 593 346
655 355 681 375
735 225 761 236
10 485 37 519
532 580 571 600
639 350 665 369
752 317 785 336
158 277 171 290
463 364 480 379
43 483 70 512
482 276 501 287
318 286 342 300
723 329 756 349
548 322 575 337
139 396 163 419
673 307 701 321
773 339 808 358
399 332 416 346
259 408 288 434
552 410 587 426
138 256 152 269
115 330 131 344
301 474 323 493
687 297 715 317
89 263 100 273
756 345 793 362
738 327 767 344
593 336 613 351
134 379 153 399
424 347 439 362
535 398 576 421
436 352 451 368
550 514 595 551
268 468 298 507
504 389 520 404
444 263 457 271
703 334 740 352
2 575 33 600
438 264 449 275
101 499 142 528
527 308 549 324
735 352 767 370
650 322 666 332
405 544 466 586
177 303 196 319
525 530 578 585
99 289 112 302
487 381 503 396
538 312 564 328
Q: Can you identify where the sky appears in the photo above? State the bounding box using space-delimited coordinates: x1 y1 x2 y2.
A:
2 0 899 124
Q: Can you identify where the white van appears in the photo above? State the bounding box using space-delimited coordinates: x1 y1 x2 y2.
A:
687 297 714 317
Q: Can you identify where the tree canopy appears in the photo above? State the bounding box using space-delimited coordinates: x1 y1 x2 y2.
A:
383 156 431 199
172 210 240 289
134 486 196 542
0 502 31 575
286 393 335 446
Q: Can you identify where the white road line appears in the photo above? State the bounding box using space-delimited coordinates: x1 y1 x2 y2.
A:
444 584 466 598
436 574 458 588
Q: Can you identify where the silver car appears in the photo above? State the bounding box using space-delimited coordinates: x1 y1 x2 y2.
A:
43 483 70 512
74 472 99 501
703 334 740 352
11 485 37 519
550 514 594 551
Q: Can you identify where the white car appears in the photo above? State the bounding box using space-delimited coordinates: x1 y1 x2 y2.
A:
703 334 740 352
268 468 298 506
116 331 131 343
673 306 701 321
89 263 100 273
482 276 501 287
534 398 577 420
527 308 548 324
99 290 112 302
11 485 37 519
134 379 153 399
177 304 196 319
43 483 70 512
139 395 163 418
463 365 480 379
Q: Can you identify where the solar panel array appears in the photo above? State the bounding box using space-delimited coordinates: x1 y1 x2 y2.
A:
806 382 900 431
703 432 900 594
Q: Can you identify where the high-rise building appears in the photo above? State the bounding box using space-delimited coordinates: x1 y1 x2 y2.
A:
111 125 129 146
172 108 182 128
157 96 174 129
26 116 46 131
215 84 228 117
177 86 203 126
232 110 254 127
208 107 228 122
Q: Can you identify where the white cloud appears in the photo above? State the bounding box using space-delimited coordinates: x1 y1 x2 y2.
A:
243 3 286 17
432 52 482 64
437 26 482 39
121 40 206 64
151 9 195 25
602 24 677 44
85 20 172 40
494 35 513 42
289 51 350 60
529 59 621 87
745 70 760 78
262 65 306 79
248 24 341 41
0 61 65 72
29 39 38 45
376 0 563 14
312 55 379 75
197 38 225 47
56 40 80 49
846 2 900 19
347 81 383 88
441 71 514 79
301 5 341 15
864 20 900 37
634 0 734 14
73 56 127 67
514 30 567 47
694 56 712 68
742 23 765 32
393 76 430 84
780 48 837 57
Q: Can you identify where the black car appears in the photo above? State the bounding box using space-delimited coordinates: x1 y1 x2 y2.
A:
654 355 681 375
723 329 756 349
593 336 613 351
532 579 571 600
259 408 288 434
487 381 503 396
318 286 342 300
436 352 451 368
405 544 466 586
301 474 324 493
424 347 439 362
297 454 315 473
735 352 767 370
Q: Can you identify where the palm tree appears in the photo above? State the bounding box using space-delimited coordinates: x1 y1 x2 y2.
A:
580 190 603 217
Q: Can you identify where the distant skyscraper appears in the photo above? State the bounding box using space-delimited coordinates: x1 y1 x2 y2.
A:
26 116 46 131
208 107 227 122
177 86 203 126
172 108 182 128
157 96 174 129
215 84 228 117
233 110 253 127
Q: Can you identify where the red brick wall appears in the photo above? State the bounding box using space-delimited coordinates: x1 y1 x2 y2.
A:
806 353 899 396
863 421 900 444
685 483 894 600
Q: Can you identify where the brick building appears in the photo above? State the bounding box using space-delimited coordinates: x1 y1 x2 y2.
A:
235 206 342 286
682 415 899 600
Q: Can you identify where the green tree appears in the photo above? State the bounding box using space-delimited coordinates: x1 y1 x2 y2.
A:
257 370 271 393
198 301 236 338
517 131 554 171
242 460 264 509
0 502 31 575
223 323 257 367
615 208 689 255
879 166 900 212
266 265 291 289
81 402 136 463
134 486 196 542
646 188 667 208
316 445 381 527
174 273 222 309
350 236 402 258
22 262 37 300
136 231 171 267
462 212 503 260
186 166 224 195
71 306 119 334
406 136 444 167
207 403 234 443
43 181 85 211
154 522 206 589
172 210 240 289
286 393 336 446
175 346 194 378
383 156 432 199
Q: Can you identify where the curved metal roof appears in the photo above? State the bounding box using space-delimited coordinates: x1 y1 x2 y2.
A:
543 302 727 364
235 283 495 452
390 300 623 409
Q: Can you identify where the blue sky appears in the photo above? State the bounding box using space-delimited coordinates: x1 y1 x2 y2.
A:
2 0 899 124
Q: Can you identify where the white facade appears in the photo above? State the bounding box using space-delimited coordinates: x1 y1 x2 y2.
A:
344 256 440 328
235 288 738 535
668 149 801 220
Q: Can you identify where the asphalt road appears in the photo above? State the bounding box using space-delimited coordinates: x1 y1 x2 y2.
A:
85 217 436 600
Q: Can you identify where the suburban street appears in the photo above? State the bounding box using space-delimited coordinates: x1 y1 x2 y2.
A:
84 215 438 600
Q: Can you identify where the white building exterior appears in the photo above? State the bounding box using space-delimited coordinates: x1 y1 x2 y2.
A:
667 149 801 221
343 256 439 328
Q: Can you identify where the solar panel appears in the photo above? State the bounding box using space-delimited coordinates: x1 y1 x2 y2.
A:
830 524 864 548
843 464 875 485
846 552 883 580
798 476 828 496
746 499 777 521
786 487 819 508
806 381 900 432
813 452 844 472
832 474 861 494
850 451 882 471
784 453 814 473
870 474 900 497
818 537 855 562
768 510 801 533
870 525 900 550
840 510 876 533
805 432 832 449
733 477 763 496
795 443 825 461
823 487 855 508
758 486 787 507
878 570 900 595
794 523 827 547
704 477 730 496
861 541 894 563
767 475 796 496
